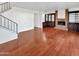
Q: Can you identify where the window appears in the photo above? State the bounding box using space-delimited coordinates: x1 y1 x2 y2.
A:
69 11 79 23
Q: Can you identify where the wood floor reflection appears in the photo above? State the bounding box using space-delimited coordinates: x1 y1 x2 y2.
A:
0 28 79 56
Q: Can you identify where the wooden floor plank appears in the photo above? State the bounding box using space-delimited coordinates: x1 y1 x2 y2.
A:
0 28 79 56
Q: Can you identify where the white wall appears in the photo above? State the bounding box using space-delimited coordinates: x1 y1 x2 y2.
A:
2 7 34 32
69 7 79 11
0 27 17 44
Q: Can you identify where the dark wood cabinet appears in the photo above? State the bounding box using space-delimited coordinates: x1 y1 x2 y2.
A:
43 21 55 27
68 23 79 32
43 13 55 28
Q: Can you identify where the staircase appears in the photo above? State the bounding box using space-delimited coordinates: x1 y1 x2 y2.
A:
0 2 18 44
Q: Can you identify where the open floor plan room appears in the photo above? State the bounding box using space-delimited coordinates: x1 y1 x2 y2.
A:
0 2 79 56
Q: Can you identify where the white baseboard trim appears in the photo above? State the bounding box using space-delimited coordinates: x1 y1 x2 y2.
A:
0 34 17 44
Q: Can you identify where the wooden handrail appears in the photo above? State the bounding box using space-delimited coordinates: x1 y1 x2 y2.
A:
0 2 8 5
0 15 17 25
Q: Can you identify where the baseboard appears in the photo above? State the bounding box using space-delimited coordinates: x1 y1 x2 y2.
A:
34 27 43 29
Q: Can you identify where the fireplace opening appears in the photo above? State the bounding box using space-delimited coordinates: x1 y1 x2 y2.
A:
58 21 65 25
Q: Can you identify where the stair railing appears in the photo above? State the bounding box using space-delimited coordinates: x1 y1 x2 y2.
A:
0 2 11 13
0 15 18 33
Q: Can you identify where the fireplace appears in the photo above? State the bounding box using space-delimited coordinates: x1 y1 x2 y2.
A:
55 19 68 31
58 21 65 25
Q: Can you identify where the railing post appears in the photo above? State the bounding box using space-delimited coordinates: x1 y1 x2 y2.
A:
0 16 2 26
4 17 6 27
16 24 18 33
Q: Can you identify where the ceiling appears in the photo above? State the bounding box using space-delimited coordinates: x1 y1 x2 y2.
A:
12 2 79 12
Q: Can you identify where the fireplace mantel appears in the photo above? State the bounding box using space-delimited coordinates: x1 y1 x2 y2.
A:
57 18 65 21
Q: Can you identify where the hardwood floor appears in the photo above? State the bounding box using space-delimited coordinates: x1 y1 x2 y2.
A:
0 28 79 56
